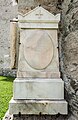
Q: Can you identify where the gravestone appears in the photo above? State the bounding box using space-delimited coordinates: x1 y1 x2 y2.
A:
9 6 67 115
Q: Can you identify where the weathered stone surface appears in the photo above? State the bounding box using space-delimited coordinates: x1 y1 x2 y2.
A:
10 21 17 69
13 78 64 99
18 29 59 75
63 31 78 79
1 0 78 119
0 0 18 75
59 0 78 119
13 114 77 120
9 98 67 115
0 1 61 75
17 7 60 78
12 0 18 6
1 69 16 77
17 71 60 78
24 30 53 70
18 0 60 14
9 5 68 118
3 110 13 120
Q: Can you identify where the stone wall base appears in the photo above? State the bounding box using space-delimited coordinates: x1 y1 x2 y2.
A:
0 69 17 77
3 113 77 120
13 115 75 120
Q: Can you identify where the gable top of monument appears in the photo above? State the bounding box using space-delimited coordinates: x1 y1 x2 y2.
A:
18 6 60 23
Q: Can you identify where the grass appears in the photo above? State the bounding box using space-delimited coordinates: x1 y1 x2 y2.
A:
0 76 15 119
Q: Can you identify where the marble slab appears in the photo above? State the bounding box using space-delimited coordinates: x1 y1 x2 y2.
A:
24 30 53 70
17 29 60 78
13 78 64 99
18 6 60 22
18 23 59 29
17 7 60 78
17 71 60 78
9 98 68 115
18 6 60 29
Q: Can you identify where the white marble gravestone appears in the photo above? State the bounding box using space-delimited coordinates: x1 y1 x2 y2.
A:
9 6 67 115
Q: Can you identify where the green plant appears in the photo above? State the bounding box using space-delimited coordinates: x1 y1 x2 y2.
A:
0 76 15 119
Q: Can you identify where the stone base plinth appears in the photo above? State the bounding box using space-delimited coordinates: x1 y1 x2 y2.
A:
9 98 68 115
13 78 64 99
9 78 68 115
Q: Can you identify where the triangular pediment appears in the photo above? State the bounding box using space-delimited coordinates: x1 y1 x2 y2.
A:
18 6 60 22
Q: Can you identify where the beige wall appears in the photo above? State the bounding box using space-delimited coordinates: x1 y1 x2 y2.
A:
0 0 17 75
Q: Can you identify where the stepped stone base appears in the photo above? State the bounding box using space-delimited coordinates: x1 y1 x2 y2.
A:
9 78 68 115
9 98 68 115
13 78 64 99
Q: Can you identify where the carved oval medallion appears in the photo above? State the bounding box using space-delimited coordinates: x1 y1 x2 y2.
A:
24 30 53 70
